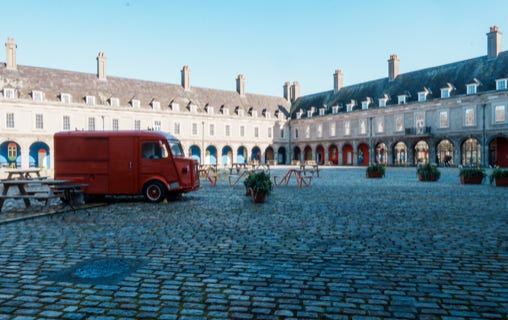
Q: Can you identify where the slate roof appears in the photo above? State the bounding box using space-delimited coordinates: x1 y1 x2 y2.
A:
291 51 508 118
0 64 290 116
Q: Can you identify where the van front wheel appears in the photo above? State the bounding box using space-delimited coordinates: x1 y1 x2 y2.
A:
143 181 167 203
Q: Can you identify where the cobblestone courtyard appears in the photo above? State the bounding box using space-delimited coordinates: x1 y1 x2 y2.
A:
0 167 507 319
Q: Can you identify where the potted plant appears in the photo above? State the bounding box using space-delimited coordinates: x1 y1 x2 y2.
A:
366 163 385 178
489 167 508 187
243 171 273 203
417 163 441 181
459 167 486 184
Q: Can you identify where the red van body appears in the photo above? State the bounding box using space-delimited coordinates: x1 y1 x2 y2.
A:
54 131 200 202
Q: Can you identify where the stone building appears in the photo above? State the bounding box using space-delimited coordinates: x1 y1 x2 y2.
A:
1 26 507 169
289 26 508 167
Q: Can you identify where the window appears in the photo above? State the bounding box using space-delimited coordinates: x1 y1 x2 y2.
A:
63 115 70 131
171 103 180 112
3 88 15 99
85 96 96 105
207 106 214 114
110 97 120 107
112 119 119 131
330 123 336 136
280 128 284 138
6 113 14 128
397 95 406 105
360 119 367 135
305 126 310 138
131 99 140 109
88 117 96 131
307 110 313 118
142 141 169 160
319 108 325 116
495 105 505 123
361 101 369 110
174 122 181 135
496 79 507 91
32 90 44 102
466 84 477 95
240 126 245 137
317 124 322 138
377 117 384 133
332 105 339 114
35 114 43 129
237 109 244 117
154 120 161 131
251 110 258 117
192 123 198 135
265 111 271 118
8 143 16 159
378 98 387 108
295 128 299 139
418 92 427 102
346 104 353 112
152 101 160 110
296 111 302 119
267 127 272 138
254 127 259 138
61 93 72 104
344 120 351 135
440 111 449 128
416 113 425 134
222 107 229 115
441 88 450 98
395 114 404 132
209 124 215 136
465 107 475 126
134 120 141 130
225 125 230 137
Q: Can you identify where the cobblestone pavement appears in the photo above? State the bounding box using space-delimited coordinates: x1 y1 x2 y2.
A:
0 166 507 319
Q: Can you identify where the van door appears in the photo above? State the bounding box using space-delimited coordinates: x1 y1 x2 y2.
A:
109 136 136 194
140 140 179 186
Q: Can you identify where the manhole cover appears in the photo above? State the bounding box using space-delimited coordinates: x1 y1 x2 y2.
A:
45 257 146 285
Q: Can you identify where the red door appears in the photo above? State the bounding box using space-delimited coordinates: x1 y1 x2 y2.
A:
109 137 136 194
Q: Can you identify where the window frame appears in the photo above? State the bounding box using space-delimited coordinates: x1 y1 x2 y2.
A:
496 78 507 91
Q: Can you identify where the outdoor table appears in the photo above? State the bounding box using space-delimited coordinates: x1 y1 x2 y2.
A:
0 179 72 212
273 169 312 188
3 168 43 180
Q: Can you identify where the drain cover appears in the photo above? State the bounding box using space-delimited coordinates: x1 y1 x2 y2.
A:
45 257 146 285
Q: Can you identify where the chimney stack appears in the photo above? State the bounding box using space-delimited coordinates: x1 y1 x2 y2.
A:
333 69 343 93
283 81 291 101
5 38 17 70
487 26 502 59
181 65 190 91
97 52 106 81
291 81 300 101
388 54 399 81
236 74 245 96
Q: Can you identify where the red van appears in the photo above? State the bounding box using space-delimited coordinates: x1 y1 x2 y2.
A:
54 131 200 202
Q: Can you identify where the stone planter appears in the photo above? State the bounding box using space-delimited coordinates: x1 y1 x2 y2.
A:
493 176 508 187
418 173 439 182
249 188 267 203
366 171 384 178
460 175 484 184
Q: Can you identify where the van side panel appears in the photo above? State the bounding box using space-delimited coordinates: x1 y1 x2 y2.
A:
108 136 136 194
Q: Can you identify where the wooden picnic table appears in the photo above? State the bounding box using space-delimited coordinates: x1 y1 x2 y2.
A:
3 168 43 180
0 179 82 212
300 162 320 177
273 168 312 188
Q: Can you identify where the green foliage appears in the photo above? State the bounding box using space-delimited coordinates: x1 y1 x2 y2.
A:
243 171 273 195
366 163 385 174
489 167 508 184
459 167 486 178
417 163 441 181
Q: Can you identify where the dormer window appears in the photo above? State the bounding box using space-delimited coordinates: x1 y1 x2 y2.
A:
110 97 119 107
3 88 15 99
152 100 160 110
319 108 325 116
85 95 96 105
32 90 44 102
378 96 388 108
466 83 478 95
397 95 407 105
307 110 313 118
189 104 198 113
131 99 140 108
251 110 257 117
170 102 180 112
61 93 72 104
263 110 271 118
418 88 430 102
361 98 371 110
332 105 339 114
296 110 303 119
235 107 244 117
441 83 453 98
221 106 229 115
496 78 507 91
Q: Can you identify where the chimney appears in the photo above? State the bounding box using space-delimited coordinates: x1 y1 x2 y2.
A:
283 81 291 101
5 38 17 70
487 25 502 59
291 81 300 101
236 74 245 96
388 54 399 81
181 65 190 91
97 52 106 81
333 69 343 93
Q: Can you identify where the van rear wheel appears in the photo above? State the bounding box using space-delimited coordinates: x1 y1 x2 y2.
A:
143 181 167 203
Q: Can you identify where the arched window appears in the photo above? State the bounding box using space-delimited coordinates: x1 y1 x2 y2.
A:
462 138 481 166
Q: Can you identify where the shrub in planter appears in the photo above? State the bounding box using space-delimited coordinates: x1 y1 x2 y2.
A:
366 163 385 178
417 163 440 181
489 167 508 187
459 167 485 184
243 171 273 202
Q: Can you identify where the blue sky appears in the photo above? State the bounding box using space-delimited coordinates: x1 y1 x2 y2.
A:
1 0 508 97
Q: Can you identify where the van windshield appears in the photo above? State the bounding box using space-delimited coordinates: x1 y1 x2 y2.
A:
169 141 184 157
